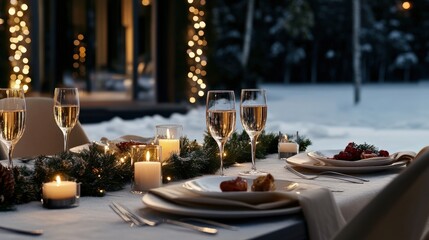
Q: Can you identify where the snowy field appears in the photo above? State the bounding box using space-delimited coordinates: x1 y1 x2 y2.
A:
82 83 429 153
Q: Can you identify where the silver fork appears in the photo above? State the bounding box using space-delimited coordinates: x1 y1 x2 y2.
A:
111 202 157 226
110 202 218 235
284 165 369 184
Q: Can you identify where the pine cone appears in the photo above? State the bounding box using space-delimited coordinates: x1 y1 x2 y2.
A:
0 165 15 204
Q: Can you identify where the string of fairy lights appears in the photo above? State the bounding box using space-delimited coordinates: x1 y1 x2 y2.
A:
7 0 31 91
5 0 207 100
72 34 87 80
186 0 207 104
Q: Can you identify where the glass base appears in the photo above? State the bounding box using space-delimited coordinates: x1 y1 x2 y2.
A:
239 169 268 177
42 197 79 209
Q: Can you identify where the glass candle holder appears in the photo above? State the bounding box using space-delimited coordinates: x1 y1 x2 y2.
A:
155 124 182 162
278 133 299 159
131 145 162 193
130 143 148 165
42 176 80 209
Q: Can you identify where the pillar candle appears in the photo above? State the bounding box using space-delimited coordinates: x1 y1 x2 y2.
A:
134 152 162 191
158 138 180 162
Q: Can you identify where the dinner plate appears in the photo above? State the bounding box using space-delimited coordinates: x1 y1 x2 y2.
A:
69 135 153 154
182 175 315 199
286 152 407 173
69 143 91 153
307 150 394 167
141 192 301 219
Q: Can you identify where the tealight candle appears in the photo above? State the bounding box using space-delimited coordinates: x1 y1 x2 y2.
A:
132 146 162 193
42 176 80 209
278 135 299 159
156 125 182 162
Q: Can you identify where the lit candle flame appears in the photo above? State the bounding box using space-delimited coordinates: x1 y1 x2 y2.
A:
166 129 171 139
284 135 288 141
55 175 61 186
146 151 151 161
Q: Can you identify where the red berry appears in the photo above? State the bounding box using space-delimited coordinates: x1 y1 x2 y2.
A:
378 150 389 157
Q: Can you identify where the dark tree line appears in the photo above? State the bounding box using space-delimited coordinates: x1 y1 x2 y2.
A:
207 0 429 91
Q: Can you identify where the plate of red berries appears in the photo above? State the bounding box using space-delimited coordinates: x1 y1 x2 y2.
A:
307 142 394 167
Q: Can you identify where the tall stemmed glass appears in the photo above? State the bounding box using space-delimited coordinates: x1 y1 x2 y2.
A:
206 90 236 175
53 88 80 152
0 89 26 170
240 89 267 176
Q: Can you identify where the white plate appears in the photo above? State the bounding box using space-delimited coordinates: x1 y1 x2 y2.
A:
69 143 91 153
287 152 407 173
307 150 394 167
141 192 301 219
69 135 152 154
182 175 313 200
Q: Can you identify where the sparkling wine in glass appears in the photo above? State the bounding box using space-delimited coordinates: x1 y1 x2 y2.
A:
240 89 267 176
206 90 236 175
0 88 26 170
53 88 80 152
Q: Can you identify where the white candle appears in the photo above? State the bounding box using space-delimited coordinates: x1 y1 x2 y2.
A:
278 141 299 158
43 176 77 200
279 142 299 153
158 139 180 161
134 152 162 191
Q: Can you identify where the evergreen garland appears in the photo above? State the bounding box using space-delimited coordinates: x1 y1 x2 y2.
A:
0 131 311 210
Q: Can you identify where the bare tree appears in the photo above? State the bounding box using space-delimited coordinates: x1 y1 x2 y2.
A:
352 0 362 104
242 0 255 67
241 0 255 87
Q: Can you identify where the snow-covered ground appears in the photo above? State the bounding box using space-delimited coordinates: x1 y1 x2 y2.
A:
82 83 429 153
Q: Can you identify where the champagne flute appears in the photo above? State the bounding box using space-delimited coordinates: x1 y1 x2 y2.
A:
0 89 26 170
53 88 80 152
239 89 267 176
206 90 236 175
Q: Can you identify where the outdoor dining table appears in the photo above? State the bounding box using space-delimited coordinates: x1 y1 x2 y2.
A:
0 154 403 240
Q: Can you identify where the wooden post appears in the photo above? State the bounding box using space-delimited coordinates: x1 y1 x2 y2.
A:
30 0 41 92
132 0 139 100
152 0 175 103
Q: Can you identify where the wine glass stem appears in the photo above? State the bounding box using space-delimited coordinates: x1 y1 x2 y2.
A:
62 130 69 152
218 142 225 176
7 144 14 170
250 136 257 171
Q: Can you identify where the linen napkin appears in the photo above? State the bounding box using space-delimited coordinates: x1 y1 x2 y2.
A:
148 183 345 240
149 184 298 210
391 151 416 165
297 188 345 240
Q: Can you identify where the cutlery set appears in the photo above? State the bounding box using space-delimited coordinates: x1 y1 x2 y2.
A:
109 202 225 235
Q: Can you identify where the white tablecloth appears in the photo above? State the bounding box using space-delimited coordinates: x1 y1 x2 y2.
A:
0 154 402 240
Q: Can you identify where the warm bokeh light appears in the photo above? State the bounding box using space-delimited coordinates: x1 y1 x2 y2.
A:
402 1 411 10
186 1 207 104
8 0 31 91
141 0 150 6
72 33 87 79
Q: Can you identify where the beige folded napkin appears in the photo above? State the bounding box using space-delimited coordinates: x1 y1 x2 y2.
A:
149 183 345 240
149 184 298 210
391 151 416 165
297 188 345 240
